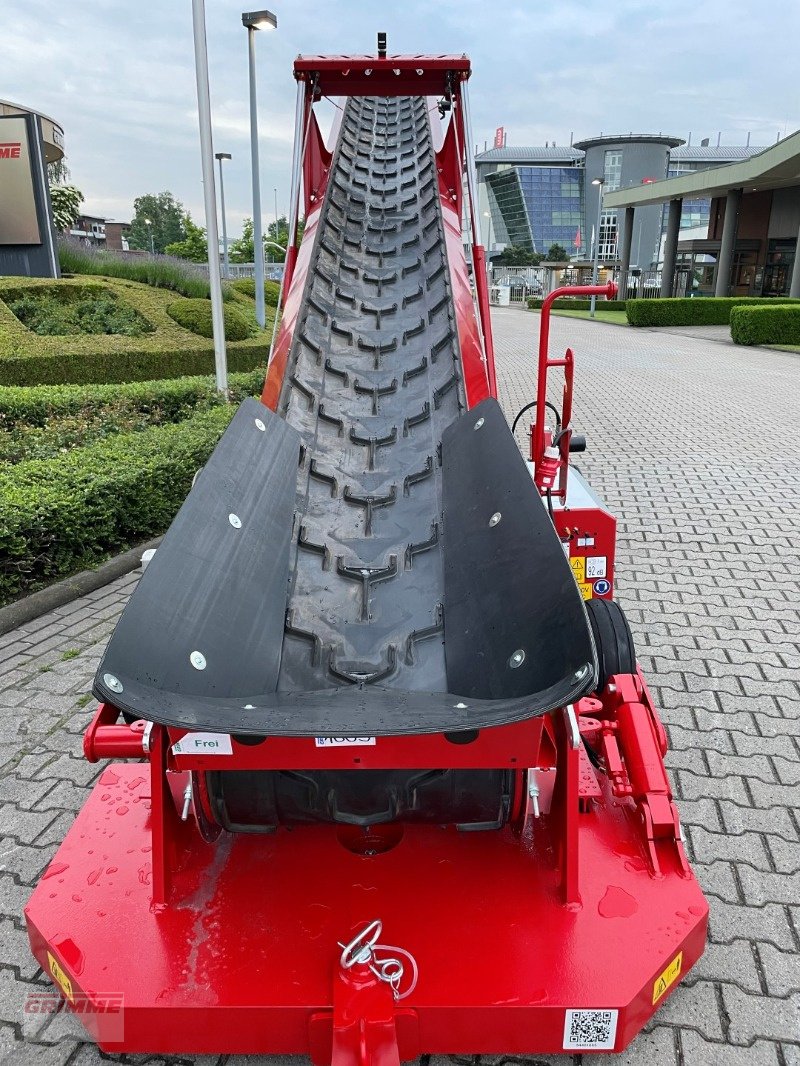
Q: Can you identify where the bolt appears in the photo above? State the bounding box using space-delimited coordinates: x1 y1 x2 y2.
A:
103 673 123 693
254 418 266 432
509 649 526 668
489 512 502 527
229 513 242 529
474 417 484 430
190 651 207 671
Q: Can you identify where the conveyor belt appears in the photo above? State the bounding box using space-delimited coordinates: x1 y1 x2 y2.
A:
276 95 461 697
93 95 597 737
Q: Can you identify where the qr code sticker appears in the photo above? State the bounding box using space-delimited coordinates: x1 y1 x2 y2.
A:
563 1008 618 1050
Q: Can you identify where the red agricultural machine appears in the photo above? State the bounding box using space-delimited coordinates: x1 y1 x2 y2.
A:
25 45 707 1061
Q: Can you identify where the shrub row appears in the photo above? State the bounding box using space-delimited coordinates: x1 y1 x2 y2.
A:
526 298 628 311
0 338 267 386
730 304 800 346
0 370 264 463
626 296 798 327
166 298 254 341
231 277 281 307
0 406 235 605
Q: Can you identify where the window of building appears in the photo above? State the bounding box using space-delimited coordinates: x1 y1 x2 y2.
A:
603 150 622 191
598 211 618 259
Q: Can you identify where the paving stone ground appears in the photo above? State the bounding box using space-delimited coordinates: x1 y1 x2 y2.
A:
1 309 798 1064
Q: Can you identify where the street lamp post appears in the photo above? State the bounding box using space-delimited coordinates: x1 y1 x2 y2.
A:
215 152 232 279
191 0 228 393
144 218 154 255
590 177 604 318
242 9 278 329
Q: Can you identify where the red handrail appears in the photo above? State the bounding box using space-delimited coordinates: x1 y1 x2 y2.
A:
532 282 617 496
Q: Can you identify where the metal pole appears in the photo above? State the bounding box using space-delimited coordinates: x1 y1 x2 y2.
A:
191 0 228 393
590 182 604 317
217 156 230 279
247 25 266 328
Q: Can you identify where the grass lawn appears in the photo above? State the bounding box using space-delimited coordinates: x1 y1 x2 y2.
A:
550 308 629 326
767 344 800 353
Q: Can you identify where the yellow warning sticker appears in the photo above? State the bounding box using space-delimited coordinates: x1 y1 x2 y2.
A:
570 556 586 581
652 952 682 1004
47 951 74 1002
578 581 593 600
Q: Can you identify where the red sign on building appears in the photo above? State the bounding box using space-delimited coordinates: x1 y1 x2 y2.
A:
494 126 505 149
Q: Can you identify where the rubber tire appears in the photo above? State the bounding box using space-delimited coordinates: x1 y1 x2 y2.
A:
585 598 636 692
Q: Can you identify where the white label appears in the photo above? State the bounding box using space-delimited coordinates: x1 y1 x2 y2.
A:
315 736 376 747
585 556 607 579
563 1009 618 1050
172 732 233 755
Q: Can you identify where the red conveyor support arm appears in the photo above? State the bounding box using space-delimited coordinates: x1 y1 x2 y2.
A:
532 282 617 494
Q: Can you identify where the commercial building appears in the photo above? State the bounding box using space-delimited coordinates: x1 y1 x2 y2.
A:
476 136 763 269
603 130 800 298
0 99 64 166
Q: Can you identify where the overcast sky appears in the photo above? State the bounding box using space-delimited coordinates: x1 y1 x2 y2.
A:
4 0 798 237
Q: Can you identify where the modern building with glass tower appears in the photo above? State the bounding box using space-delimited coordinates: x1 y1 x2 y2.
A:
476 136 763 267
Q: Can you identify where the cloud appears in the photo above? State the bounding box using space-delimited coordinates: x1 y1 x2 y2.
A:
2 0 797 234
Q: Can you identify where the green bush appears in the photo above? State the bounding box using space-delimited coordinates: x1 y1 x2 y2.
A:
0 406 235 605
526 297 627 311
58 237 232 301
166 298 253 341
7 288 153 337
0 275 270 385
730 304 800 346
0 370 264 462
231 277 281 307
626 297 798 327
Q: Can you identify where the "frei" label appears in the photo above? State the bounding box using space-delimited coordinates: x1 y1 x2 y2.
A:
172 732 233 755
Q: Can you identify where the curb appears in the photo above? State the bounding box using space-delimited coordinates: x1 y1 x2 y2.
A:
0 537 162 638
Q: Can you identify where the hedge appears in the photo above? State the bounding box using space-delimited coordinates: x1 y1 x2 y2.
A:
526 297 628 311
231 277 281 307
626 296 798 327
0 405 235 605
0 370 264 463
0 274 271 385
166 298 253 341
730 304 800 346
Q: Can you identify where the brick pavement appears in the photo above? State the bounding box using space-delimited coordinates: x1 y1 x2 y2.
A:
0 309 798 1064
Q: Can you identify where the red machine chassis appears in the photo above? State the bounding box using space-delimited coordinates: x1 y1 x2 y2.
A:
25 51 707 1062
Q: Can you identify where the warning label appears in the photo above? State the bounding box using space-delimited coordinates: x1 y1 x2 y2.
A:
577 580 593 600
652 952 682 1004
47 952 74 1002
570 557 586 581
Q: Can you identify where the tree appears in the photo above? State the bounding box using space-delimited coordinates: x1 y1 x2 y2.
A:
230 215 307 264
49 184 84 230
128 192 186 253
494 245 542 267
164 214 208 262
544 243 570 262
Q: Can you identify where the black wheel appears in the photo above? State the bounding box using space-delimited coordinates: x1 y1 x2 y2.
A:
585 598 636 692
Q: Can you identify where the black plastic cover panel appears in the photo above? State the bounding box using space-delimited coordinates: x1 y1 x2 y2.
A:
442 397 596 701
94 398 301 710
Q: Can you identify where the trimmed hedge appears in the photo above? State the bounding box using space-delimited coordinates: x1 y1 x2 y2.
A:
526 297 628 311
730 304 800 346
0 370 264 463
231 277 281 307
166 298 253 341
0 274 270 385
0 406 234 605
626 296 798 327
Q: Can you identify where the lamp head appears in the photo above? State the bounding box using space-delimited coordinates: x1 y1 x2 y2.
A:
215 152 232 161
242 9 277 30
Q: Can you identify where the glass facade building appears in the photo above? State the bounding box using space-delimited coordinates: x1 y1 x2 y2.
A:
486 165 583 254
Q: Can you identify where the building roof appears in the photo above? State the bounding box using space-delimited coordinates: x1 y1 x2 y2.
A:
670 145 764 162
475 146 583 164
604 129 800 209
573 133 684 151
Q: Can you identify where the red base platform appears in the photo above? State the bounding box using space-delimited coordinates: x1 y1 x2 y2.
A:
26 764 707 1057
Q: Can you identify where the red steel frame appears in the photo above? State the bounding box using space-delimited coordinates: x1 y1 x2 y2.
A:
25 53 707 1062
